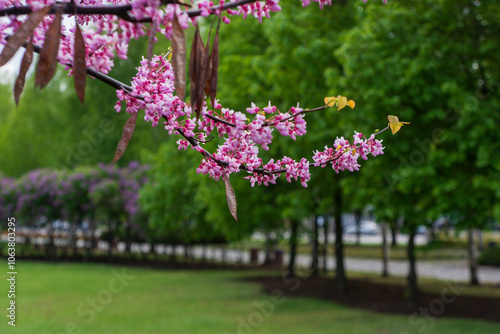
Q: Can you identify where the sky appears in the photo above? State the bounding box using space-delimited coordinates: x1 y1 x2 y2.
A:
0 47 24 84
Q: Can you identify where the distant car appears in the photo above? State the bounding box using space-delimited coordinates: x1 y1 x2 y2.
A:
345 220 379 235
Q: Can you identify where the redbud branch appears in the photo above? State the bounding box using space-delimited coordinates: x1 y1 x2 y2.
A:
204 113 236 127
0 0 259 21
204 105 331 129
24 40 385 180
185 0 257 18
269 105 328 125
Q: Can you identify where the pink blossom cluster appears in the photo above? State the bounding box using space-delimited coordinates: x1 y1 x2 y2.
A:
115 55 189 128
245 157 310 187
312 132 384 174
224 0 282 23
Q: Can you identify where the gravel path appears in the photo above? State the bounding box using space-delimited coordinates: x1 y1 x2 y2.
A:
187 246 500 284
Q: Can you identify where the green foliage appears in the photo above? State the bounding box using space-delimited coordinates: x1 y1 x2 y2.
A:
0 39 164 177
478 247 500 267
333 0 500 230
139 141 233 244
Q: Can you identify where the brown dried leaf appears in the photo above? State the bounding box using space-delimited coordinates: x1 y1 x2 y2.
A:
196 31 211 118
172 15 186 101
35 9 62 89
113 112 138 164
14 37 34 105
0 6 50 67
222 173 238 222
190 27 206 118
73 22 86 104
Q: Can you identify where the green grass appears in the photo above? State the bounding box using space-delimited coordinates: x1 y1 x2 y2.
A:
1 261 500 334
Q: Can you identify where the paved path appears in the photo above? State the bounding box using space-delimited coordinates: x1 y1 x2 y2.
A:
186 246 500 284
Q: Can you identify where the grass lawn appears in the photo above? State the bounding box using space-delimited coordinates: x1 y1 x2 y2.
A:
1 260 499 334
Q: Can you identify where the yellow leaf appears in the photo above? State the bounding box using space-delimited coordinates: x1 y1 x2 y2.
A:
337 96 348 110
347 100 355 109
389 123 402 134
387 115 410 135
324 96 336 107
387 115 400 124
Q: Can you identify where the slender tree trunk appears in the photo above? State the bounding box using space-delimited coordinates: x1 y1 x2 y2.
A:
183 244 189 261
334 186 348 294
221 245 226 264
323 217 328 274
355 209 362 246
201 244 207 262
391 225 397 248
288 219 299 277
477 229 483 253
107 221 114 261
311 215 319 276
381 222 389 277
428 224 436 244
46 222 56 261
124 223 131 255
467 228 480 285
85 219 96 262
170 244 177 262
407 224 419 305
150 241 157 262
263 232 273 265
71 220 79 258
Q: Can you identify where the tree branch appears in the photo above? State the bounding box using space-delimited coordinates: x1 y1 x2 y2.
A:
25 39 384 179
0 0 260 22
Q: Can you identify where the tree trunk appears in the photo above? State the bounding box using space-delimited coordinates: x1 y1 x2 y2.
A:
107 222 114 261
71 220 79 259
428 223 436 244
183 244 189 261
334 186 348 294
150 241 157 262
407 224 419 305
323 217 328 274
477 229 483 253
467 228 480 285
311 215 319 276
355 209 362 246
390 225 397 248
201 244 207 262
221 245 226 264
170 245 177 262
288 219 299 277
263 232 273 265
124 223 131 255
381 222 389 277
84 219 96 262
45 222 56 261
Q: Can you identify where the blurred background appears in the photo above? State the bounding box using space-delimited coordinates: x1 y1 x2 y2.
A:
1 0 500 333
